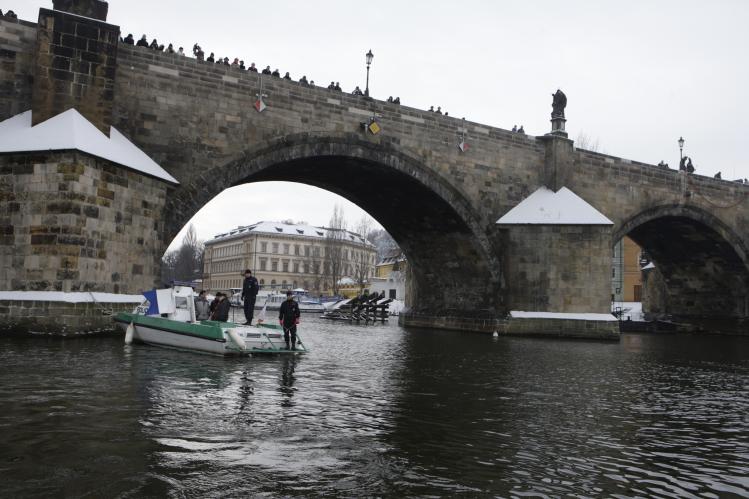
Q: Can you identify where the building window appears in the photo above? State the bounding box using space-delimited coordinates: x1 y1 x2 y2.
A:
271 260 278 271
295 245 300 255
271 279 276 287
259 279 265 286
282 260 289 272
282 280 287 289
272 242 279 253
283 243 290 254
293 262 299 273
259 258 267 271
305 245 310 257
260 241 267 253
389 289 397 299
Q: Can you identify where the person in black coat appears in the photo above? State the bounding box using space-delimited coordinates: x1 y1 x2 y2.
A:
240 269 259 325
278 291 301 350
123 34 134 45
211 293 231 322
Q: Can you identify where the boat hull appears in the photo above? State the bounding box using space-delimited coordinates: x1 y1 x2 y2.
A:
114 314 306 356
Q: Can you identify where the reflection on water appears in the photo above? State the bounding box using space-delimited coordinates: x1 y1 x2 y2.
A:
1 319 747 497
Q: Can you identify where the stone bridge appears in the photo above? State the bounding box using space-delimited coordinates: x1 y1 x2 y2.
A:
1 1 748 334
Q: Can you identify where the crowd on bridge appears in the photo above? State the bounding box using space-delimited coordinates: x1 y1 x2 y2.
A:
120 32 403 105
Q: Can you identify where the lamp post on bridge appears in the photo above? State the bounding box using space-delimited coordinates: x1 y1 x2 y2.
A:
678 136 684 162
365 49 374 97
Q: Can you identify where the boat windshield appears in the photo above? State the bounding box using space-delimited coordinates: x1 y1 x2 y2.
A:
173 296 192 322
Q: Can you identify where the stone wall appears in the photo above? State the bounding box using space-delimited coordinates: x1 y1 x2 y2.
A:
0 152 168 294
503 317 619 339
32 8 119 134
0 17 37 120
0 299 136 334
501 224 613 313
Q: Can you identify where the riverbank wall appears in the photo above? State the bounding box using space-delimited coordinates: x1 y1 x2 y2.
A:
0 292 141 334
400 312 620 340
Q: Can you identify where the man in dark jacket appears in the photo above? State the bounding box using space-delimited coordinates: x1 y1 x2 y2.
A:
278 291 301 350
211 293 231 322
241 269 259 325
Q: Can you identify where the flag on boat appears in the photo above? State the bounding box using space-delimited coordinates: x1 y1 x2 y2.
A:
142 289 176 315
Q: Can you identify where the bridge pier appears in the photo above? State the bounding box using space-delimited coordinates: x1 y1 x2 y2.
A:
0 2 171 333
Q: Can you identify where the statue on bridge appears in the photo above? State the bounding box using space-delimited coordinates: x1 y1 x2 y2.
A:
679 156 695 174
551 89 567 119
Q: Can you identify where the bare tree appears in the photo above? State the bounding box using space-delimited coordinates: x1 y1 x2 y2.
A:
368 228 399 261
575 131 601 152
161 225 204 284
324 204 347 296
353 216 374 293
160 250 178 284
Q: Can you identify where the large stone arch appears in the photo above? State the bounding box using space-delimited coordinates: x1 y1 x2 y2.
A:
613 204 749 319
163 133 504 314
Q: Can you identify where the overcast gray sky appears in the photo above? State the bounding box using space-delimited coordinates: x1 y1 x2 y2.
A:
14 1 749 250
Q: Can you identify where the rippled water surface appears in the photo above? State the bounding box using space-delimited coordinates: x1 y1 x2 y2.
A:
1 318 748 497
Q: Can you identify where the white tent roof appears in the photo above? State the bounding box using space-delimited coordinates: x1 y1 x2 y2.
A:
496 186 613 225
0 109 178 184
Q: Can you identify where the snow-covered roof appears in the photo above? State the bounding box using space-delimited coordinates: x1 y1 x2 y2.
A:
496 187 613 225
0 109 178 184
209 221 374 246
377 254 407 266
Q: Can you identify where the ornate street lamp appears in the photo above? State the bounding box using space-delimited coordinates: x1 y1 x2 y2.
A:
678 136 684 161
365 49 374 97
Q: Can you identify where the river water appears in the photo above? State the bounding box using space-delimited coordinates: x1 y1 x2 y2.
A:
1 318 748 498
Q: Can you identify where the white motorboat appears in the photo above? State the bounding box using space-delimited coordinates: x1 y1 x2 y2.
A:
113 286 307 356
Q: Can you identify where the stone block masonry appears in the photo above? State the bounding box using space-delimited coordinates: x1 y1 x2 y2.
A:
32 8 119 134
0 17 37 120
0 152 169 295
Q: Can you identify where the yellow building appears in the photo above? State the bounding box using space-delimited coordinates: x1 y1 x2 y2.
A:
370 253 408 300
612 236 643 302
202 221 376 296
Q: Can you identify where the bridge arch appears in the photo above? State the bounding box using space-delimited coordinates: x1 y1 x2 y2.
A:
613 204 749 320
165 133 503 313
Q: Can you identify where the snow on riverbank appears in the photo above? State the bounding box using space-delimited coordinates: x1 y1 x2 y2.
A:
510 311 618 321
0 291 143 303
612 302 644 321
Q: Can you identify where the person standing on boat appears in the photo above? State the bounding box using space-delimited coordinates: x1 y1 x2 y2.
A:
278 290 301 350
211 293 231 322
241 269 260 325
194 290 210 321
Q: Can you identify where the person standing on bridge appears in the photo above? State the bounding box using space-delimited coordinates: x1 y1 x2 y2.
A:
278 291 301 350
241 269 259 325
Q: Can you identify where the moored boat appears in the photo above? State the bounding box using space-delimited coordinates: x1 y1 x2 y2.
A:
255 289 325 313
113 286 307 356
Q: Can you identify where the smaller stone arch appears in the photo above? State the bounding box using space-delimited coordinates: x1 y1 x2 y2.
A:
614 204 749 320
